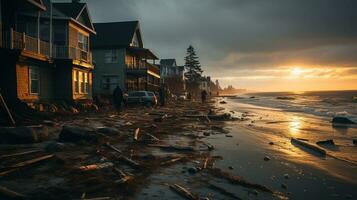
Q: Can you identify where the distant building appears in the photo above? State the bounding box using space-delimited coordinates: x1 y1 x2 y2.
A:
160 59 185 94
0 0 96 103
199 76 211 95
91 21 160 95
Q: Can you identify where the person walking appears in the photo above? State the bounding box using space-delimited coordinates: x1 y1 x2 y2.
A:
113 86 123 112
201 90 208 103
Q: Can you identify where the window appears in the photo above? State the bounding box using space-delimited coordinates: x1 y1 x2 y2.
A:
78 33 88 52
74 70 79 94
74 70 89 94
104 50 118 63
101 76 118 90
79 71 84 94
29 66 40 94
84 72 89 94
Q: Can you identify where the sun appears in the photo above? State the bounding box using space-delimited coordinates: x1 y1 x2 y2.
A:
291 67 303 76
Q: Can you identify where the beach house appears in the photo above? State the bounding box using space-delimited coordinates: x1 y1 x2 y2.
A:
160 58 185 95
0 0 96 103
91 21 160 95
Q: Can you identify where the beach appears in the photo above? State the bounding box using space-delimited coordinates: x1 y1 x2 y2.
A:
0 95 356 200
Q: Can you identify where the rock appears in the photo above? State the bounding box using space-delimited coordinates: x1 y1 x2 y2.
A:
203 132 210 136
269 142 274 145
316 139 335 146
281 183 287 189
225 135 233 137
0 125 48 144
188 167 197 174
284 174 289 179
208 113 232 121
332 117 355 124
219 101 227 104
264 156 271 161
97 127 120 136
353 139 357 145
45 142 65 153
228 166 234 170
59 126 98 143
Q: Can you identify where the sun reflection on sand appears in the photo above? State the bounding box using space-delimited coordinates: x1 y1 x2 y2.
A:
289 116 302 136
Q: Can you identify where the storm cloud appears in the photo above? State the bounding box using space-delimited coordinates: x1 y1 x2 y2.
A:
78 0 357 87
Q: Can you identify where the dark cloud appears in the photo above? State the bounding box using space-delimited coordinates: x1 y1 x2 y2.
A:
81 0 357 76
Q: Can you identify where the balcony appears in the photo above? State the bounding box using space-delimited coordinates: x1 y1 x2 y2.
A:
53 45 92 65
10 29 51 58
126 61 160 77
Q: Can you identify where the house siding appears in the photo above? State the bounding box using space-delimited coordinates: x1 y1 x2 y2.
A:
92 48 126 95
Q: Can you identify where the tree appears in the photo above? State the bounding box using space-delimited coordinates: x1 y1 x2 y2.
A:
184 45 203 95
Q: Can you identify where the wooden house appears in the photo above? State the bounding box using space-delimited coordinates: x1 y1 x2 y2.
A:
91 21 160 95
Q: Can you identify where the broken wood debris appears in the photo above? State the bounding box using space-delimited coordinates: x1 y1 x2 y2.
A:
0 154 54 177
169 184 199 200
207 168 274 193
113 167 133 184
208 183 242 200
79 162 114 171
114 155 142 169
0 185 26 199
105 142 122 154
148 144 195 152
160 157 185 166
0 149 42 159
134 128 140 141
291 138 326 155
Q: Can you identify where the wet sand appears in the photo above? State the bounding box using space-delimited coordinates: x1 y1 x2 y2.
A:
0 98 356 199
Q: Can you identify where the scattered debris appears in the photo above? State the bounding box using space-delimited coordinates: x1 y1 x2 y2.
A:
161 157 185 166
284 174 289 179
269 142 274 145
79 162 114 171
59 126 97 143
353 139 357 145
219 101 227 104
0 149 42 159
169 184 199 200
208 183 242 200
97 127 120 136
0 185 26 199
105 142 122 154
291 138 326 155
148 144 195 152
113 167 133 184
207 168 274 193
264 156 271 161
316 139 335 146
0 125 48 144
332 117 355 124
281 183 287 189
134 128 141 141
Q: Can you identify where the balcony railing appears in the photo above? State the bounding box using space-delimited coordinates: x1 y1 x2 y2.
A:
126 61 160 75
10 29 50 57
53 45 92 64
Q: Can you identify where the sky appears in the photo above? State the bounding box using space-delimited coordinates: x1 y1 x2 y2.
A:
80 0 357 92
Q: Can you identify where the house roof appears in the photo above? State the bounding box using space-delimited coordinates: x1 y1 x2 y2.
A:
92 21 143 48
52 2 96 34
26 0 46 10
160 59 176 67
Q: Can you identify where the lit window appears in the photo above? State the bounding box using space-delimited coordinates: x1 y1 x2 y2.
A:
29 66 40 94
79 71 84 94
73 70 79 94
78 33 88 52
84 72 89 94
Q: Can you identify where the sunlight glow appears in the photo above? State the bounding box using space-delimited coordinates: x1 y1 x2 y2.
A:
289 116 302 136
291 67 303 76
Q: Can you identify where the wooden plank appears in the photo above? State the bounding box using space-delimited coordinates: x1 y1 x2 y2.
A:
0 149 42 159
0 185 26 199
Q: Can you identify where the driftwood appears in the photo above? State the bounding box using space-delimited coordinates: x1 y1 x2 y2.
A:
113 167 133 184
105 142 122 154
79 162 114 171
134 128 140 141
169 184 199 200
207 168 273 193
208 183 242 200
0 154 54 177
0 185 25 199
291 138 326 155
202 158 209 169
148 144 194 152
161 157 185 166
0 149 42 159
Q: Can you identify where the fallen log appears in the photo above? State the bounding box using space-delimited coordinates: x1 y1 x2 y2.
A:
148 144 194 152
0 149 42 159
291 138 326 155
208 183 242 200
79 162 114 171
0 185 26 199
169 184 199 200
207 168 274 193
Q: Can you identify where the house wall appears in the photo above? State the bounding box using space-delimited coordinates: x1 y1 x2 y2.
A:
92 48 126 95
53 59 73 101
16 61 54 101
68 21 90 48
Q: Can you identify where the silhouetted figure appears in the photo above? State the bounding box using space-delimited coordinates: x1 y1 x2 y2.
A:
113 86 123 112
201 90 208 103
159 86 165 106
